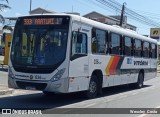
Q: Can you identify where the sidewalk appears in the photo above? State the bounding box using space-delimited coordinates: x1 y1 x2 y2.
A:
0 56 13 96
0 85 14 96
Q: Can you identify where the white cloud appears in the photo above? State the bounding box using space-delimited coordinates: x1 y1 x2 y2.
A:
3 10 7 12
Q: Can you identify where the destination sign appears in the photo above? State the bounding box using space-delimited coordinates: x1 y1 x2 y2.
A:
23 18 62 25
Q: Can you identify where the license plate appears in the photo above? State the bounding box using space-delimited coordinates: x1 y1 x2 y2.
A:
26 86 36 90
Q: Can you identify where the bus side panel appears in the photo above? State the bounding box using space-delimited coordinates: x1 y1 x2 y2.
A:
68 22 91 93
68 56 89 92
121 57 137 84
143 58 152 81
121 57 152 83
89 55 114 87
146 58 157 81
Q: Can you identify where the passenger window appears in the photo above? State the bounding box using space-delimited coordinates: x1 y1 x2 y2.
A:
135 39 142 57
124 36 132 56
92 28 106 54
72 31 87 55
151 43 157 59
110 33 121 55
143 41 149 58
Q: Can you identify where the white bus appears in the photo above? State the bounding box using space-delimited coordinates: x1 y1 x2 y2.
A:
8 14 157 98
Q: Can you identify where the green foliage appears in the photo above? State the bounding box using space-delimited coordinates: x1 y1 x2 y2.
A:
0 0 11 24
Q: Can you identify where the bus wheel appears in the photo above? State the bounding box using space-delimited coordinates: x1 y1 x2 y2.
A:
43 91 55 96
85 75 98 99
131 72 144 89
136 72 144 88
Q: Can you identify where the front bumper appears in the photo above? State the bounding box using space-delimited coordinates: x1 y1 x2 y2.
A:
8 76 69 93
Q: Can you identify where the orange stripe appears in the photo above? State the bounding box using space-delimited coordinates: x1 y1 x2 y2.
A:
105 56 114 75
109 56 120 75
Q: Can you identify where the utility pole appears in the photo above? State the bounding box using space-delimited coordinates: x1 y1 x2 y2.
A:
30 0 32 14
120 2 126 27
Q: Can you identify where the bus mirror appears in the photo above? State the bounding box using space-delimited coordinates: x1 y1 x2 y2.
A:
77 33 82 43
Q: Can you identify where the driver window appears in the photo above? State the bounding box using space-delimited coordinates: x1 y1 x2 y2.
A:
72 31 87 55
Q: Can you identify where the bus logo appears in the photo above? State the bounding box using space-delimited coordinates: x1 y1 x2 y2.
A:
150 28 160 39
127 58 132 64
30 75 33 80
134 61 148 66
153 30 158 35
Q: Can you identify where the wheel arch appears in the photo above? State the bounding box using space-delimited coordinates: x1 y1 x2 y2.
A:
91 69 103 79
91 69 103 89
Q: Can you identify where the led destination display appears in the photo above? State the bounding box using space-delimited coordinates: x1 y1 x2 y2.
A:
23 18 62 25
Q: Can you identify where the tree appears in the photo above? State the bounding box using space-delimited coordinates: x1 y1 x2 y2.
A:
0 0 11 24
2 25 13 31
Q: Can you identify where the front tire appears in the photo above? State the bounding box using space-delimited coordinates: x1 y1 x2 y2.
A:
85 75 98 99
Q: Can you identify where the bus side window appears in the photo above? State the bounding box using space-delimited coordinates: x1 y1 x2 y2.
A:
92 28 106 54
124 36 132 56
71 31 87 56
92 28 97 53
134 39 142 57
110 33 121 55
151 43 157 59
143 41 150 58
131 39 135 56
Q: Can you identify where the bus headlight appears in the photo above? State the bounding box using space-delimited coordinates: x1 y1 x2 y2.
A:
8 66 15 79
51 68 65 82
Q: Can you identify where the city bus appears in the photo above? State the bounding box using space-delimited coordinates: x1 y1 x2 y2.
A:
8 14 157 98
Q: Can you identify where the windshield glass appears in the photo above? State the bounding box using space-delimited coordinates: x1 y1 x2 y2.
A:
11 16 70 68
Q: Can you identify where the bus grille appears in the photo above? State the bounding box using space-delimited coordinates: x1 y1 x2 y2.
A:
16 81 47 90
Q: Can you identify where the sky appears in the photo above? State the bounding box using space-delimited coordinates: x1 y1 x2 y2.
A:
1 0 160 35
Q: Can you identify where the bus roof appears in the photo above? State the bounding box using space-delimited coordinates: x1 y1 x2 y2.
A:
18 13 157 44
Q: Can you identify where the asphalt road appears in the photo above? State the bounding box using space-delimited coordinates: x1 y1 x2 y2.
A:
0 68 160 117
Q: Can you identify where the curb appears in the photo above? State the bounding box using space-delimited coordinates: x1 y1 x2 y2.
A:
0 89 14 95
0 85 14 96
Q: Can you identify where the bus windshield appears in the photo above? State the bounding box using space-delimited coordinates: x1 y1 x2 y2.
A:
11 16 70 72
